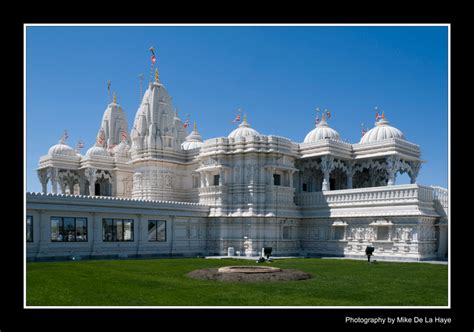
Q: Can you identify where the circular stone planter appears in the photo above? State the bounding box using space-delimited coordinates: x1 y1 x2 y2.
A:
217 266 282 273
188 266 311 282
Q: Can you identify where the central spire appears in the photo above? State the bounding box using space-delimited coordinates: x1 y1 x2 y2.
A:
155 68 160 83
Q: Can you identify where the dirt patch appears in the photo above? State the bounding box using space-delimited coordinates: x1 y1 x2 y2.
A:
187 267 312 282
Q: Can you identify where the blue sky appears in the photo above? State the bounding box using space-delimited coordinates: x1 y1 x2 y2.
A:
26 25 448 192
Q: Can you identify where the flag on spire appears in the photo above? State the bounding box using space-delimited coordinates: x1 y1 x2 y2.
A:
183 114 190 128
231 109 242 124
76 140 84 149
63 130 69 141
315 107 320 125
325 109 331 119
150 46 156 64
375 106 382 121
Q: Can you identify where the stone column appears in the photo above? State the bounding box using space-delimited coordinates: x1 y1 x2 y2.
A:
200 173 205 187
385 156 400 186
59 178 66 194
47 168 59 194
320 156 334 191
289 170 294 188
79 176 87 195
37 169 49 194
85 168 98 196
346 162 355 189
409 161 422 184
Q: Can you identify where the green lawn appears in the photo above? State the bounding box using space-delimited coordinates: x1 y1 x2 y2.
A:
26 258 448 306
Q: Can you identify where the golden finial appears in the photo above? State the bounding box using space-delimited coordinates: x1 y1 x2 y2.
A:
243 113 247 122
321 113 325 121
382 111 385 119
193 121 197 130
113 92 117 104
155 68 159 82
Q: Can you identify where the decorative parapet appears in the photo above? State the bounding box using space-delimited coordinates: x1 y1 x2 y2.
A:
295 184 434 208
431 186 448 207
26 192 210 209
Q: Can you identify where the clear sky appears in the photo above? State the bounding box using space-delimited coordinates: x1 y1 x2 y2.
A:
26 25 448 192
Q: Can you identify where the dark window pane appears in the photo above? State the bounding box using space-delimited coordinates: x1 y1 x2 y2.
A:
103 219 114 241
273 174 281 186
51 217 62 241
213 174 220 186
76 218 88 242
63 217 76 242
26 216 33 242
148 221 157 241
334 227 345 240
156 221 166 242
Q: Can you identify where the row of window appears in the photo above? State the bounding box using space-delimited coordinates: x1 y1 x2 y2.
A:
25 216 166 243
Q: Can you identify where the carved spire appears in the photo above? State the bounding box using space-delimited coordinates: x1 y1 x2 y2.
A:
155 68 159 83
113 92 117 104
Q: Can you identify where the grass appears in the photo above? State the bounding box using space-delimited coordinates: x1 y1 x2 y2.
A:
26 258 448 306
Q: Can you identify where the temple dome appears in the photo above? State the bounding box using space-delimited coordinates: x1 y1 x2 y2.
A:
86 145 109 157
303 116 340 143
181 123 204 150
48 141 76 157
228 116 260 139
360 117 405 144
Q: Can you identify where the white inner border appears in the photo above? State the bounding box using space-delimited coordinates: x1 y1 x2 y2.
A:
23 23 450 310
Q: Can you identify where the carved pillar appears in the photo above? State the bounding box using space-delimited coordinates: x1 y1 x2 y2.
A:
79 176 87 195
37 169 49 194
289 170 294 188
409 161 422 184
200 173 205 187
386 156 400 186
47 168 59 194
85 168 98 196
346 162 355 189
320 156 334 191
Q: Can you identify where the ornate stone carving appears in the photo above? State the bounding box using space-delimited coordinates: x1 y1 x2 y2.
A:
47 168 59 193
37 169 49 194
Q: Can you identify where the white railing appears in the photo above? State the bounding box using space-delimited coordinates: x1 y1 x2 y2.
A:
431 185 448 209
294 184 432 207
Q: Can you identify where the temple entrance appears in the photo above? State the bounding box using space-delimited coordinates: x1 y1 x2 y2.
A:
330 178 336 191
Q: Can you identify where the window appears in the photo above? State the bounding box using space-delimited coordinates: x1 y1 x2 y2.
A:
193 175 199 188
26 216 33 242
377 226 389 241
95 183 101 196
330 178 336 190
102 219 134 242
50 217 88 242
213 174 220 186
282 226 291 239
273 174 281 186
334 227 345 240
302 183 308 192
148 220 167 242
